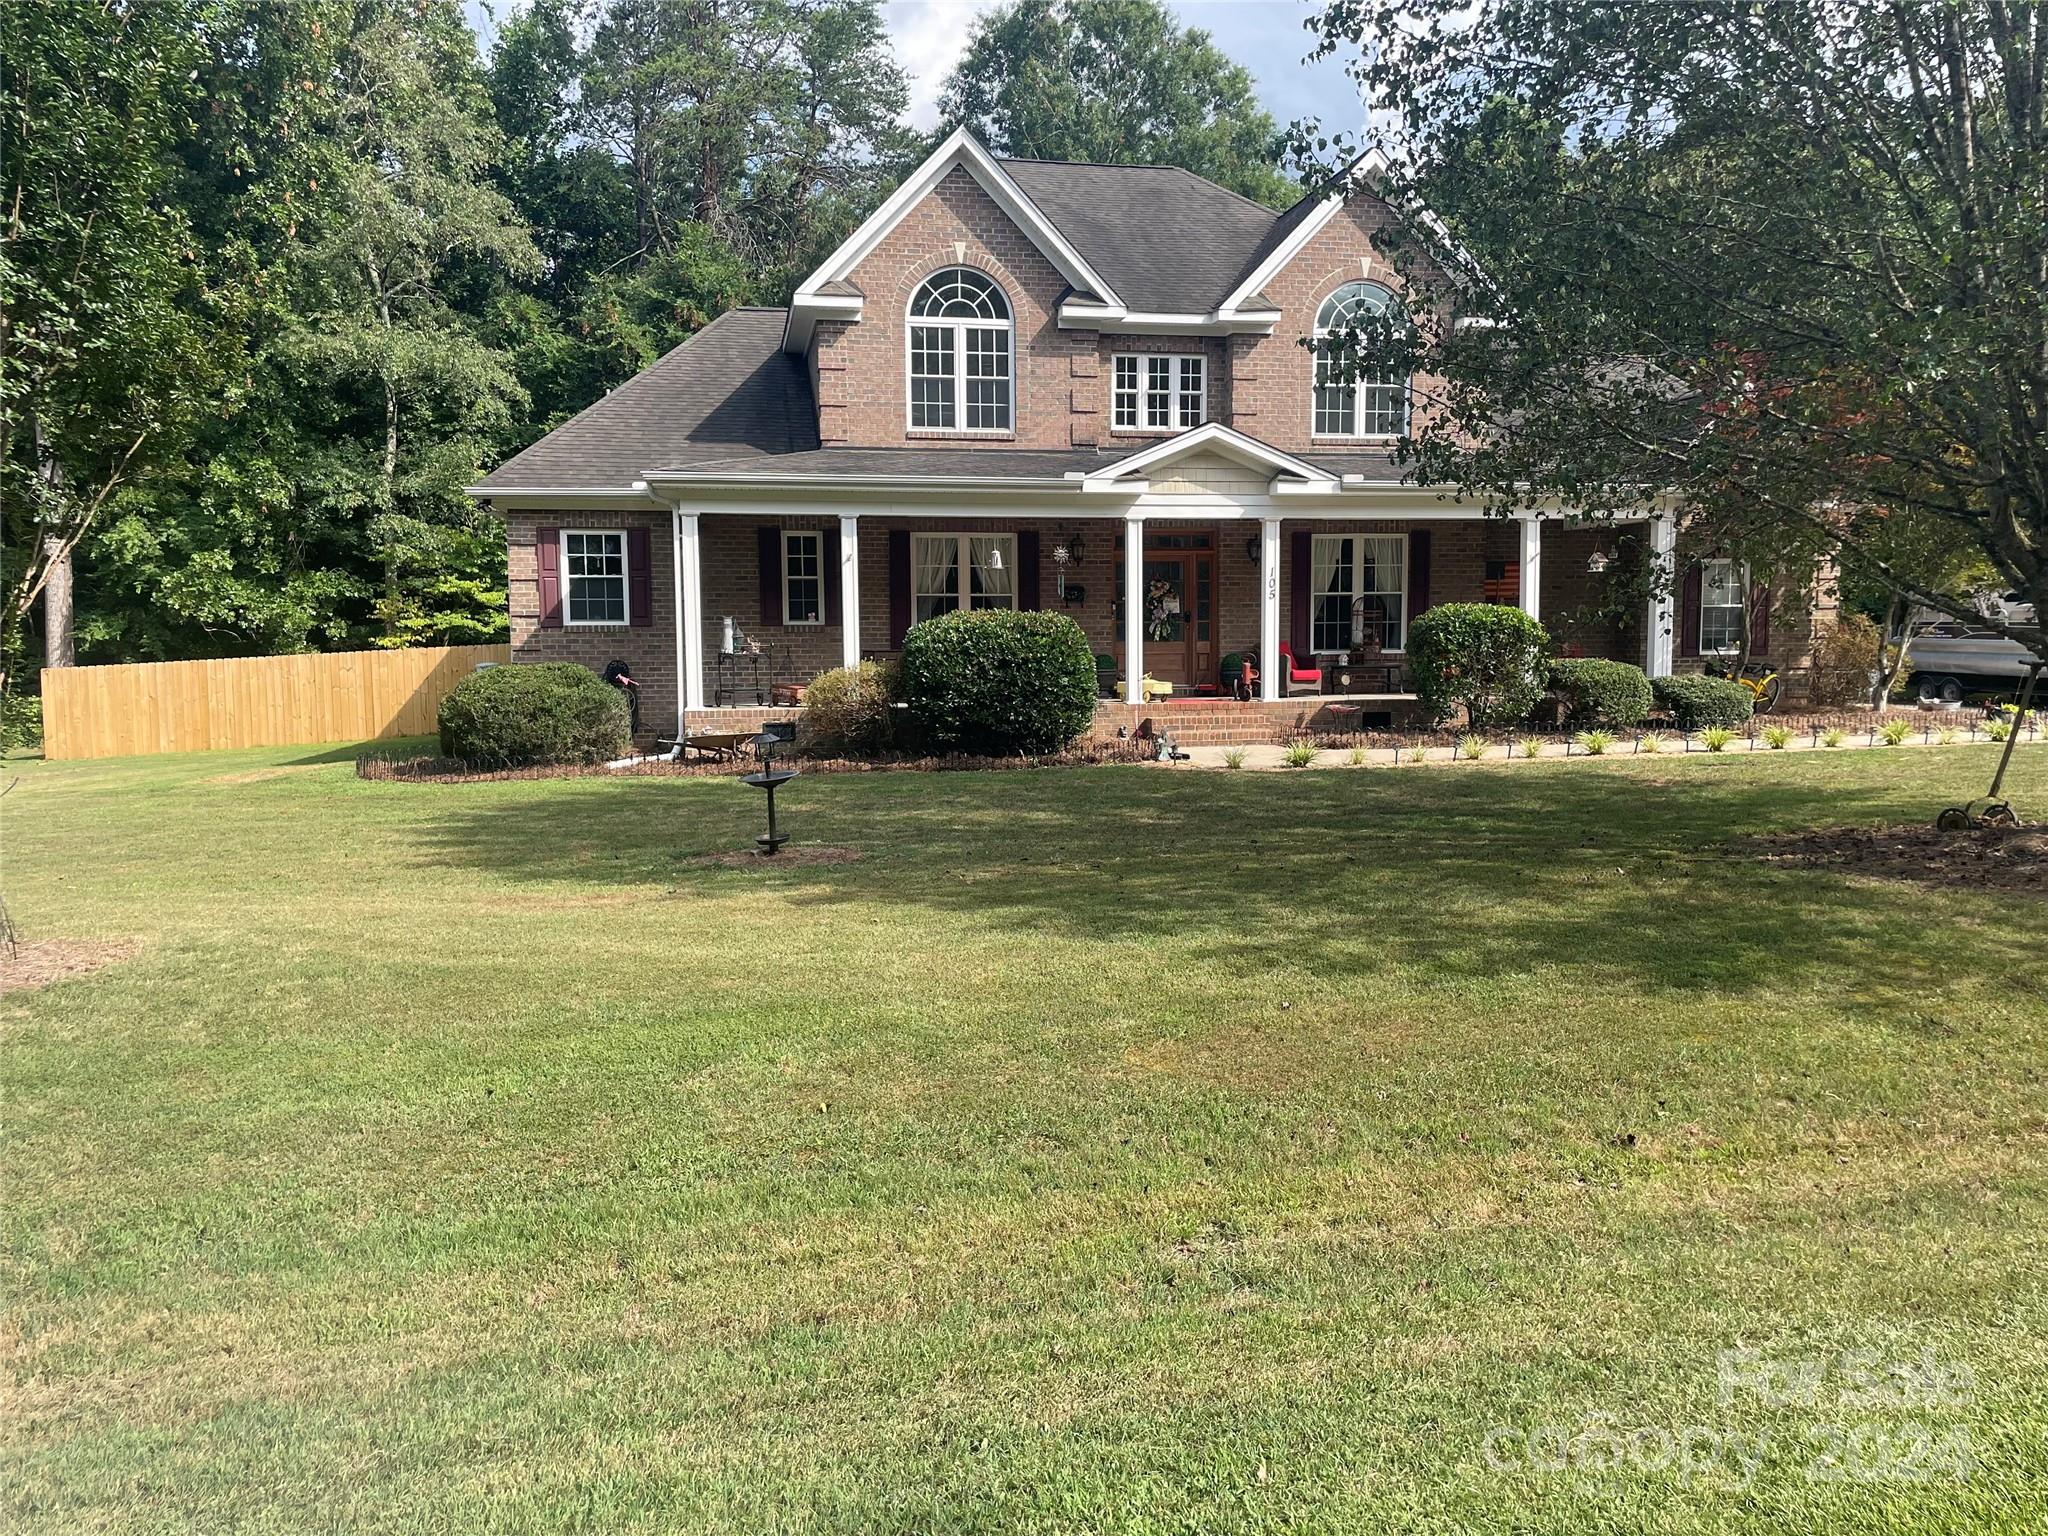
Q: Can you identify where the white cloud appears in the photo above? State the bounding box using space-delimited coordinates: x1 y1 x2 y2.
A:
886 0 1007 130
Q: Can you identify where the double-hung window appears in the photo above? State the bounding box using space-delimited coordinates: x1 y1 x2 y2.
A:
783 530 822 625
1312 281 1410 438
1112 354 1205 430
913 533 1017 623
563 530 627 625
908 267 1013 432
1699 558 1746 654
1309 534 1406 652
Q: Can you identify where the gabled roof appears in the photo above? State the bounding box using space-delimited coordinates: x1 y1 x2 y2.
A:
1082 422 1338 484
472 309 816 495
996 159 1285 314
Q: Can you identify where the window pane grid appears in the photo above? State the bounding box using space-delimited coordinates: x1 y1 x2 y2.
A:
565 532 626 625
913 534 1018 624
909 270 1011 431
1312 282 1410 439
1700 559 1744 653
1308 534 1406 652
1112 356 1138 427
784 531 822 625
1116 354 1204 430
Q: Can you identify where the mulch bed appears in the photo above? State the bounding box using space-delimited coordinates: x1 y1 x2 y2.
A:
1739 823 2048 896
685 846 865 870
0 938 140 996
358 740 1152 783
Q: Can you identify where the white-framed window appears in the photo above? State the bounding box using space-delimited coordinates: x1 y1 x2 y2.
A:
783 530 822 625
1112 353 1205 430
1310 533 1406 652
1700 558 1746 654
907 267 1012 432
913 533 1017 623
563 530 627 625
1312 281 1410 438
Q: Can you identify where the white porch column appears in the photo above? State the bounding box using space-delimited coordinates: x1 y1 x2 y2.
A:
1518 517 1543 621
1646 514 1676 677
1259 515 1282 703
675 510 706 710
1123 511 1146 707
838 513 862 670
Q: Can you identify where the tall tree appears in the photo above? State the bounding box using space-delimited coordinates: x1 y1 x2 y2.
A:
940 0 1296 207
1302 0 2047 658
0 0 227 693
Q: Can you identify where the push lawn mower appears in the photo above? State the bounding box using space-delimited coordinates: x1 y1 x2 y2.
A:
1935 662 2041 832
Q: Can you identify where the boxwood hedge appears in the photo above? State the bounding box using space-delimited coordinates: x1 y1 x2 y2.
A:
898 609 1097 754
1548 658 1654 728
1652 673 1755 731
438 663 631 767
1405 603 1550 729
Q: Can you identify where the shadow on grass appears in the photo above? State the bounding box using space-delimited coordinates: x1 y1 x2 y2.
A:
396 755 2046 1000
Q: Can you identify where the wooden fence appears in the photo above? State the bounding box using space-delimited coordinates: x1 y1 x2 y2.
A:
39 643 511 760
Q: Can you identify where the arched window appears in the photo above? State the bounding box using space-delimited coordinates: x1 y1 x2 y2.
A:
908 267 1013 432
1312 281 1409 437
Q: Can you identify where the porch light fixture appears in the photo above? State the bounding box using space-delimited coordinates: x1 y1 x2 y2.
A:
1245 534 1261 565
1587 550 1611 575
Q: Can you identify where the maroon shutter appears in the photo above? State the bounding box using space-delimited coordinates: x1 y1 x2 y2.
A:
820 525 841 626
1407 529 1431 621
1289 530 1312 653
1749 580 1772 656
627 526 652 628
1678 563 1703 658
887 529 912 648
536 527 561 628
1017 529 1041 609
757 526 782 626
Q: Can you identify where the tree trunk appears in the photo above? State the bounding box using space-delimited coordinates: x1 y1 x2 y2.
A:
1875 591 1912 707
41 531 74 669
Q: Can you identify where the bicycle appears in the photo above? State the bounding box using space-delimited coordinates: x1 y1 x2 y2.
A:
1706 660 1784 714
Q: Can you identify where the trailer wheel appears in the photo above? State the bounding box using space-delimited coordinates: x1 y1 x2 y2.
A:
1918 674 1966 705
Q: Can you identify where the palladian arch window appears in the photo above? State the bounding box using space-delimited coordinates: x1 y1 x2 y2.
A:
1312 281 1410 437
908 267 1013 432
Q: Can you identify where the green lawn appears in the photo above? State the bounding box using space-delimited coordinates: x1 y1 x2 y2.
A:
4 742 2045 1534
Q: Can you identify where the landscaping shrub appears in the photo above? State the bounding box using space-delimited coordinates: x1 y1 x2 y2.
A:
898 609 1097 754
1808 612 1884 706
1405 603 1550 729
1652 673 1754 730
801 660 897 756
437 663 630 767
1547 658 1653 728
1 690 43 752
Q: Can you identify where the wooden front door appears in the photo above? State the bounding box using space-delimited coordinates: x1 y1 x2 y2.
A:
1136 546 1216 687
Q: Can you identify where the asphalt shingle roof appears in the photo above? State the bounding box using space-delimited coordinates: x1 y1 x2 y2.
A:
474 308 816 493
998 158 1298 313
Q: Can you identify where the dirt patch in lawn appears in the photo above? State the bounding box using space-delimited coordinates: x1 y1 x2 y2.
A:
0 938 140 995
685 846 864 870
1740 823 2048 896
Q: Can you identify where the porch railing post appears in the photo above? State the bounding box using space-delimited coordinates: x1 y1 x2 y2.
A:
1259 515 1282 703
1518 516 1542 622
1123 510 1146 709
838 513 861 671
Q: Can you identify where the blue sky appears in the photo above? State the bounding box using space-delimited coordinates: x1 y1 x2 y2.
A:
464 1 1369 142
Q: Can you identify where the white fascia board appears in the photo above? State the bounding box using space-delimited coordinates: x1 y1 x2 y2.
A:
781 292 865 353
1215 150 1394 318
645 470 1098 496
783 127 1120 352
1058 304 1280 336
464 484 661 509
1086 421 1337 485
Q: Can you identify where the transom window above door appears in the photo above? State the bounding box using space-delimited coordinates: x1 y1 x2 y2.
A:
908 267 1013 433
1312 281 1410 438
1310 533 1406 652
913 533 1017 622
1112 354 1205 431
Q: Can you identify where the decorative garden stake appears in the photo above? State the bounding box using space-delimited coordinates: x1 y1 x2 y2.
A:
741 729 800 855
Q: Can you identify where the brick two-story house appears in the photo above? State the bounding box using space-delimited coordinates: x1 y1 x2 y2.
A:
470 129 1830 741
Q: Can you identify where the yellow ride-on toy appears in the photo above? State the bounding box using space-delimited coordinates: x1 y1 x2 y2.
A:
1935 662 2041 832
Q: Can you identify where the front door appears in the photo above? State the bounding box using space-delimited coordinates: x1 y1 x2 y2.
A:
1137 548 1215 687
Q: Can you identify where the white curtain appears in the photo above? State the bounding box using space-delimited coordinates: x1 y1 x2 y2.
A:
914 535 957 619
970 537 1013 606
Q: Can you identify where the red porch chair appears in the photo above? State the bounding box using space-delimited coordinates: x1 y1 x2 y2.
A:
1278 644 1323 696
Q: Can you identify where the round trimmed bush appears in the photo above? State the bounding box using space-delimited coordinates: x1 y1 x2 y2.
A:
899 609 1097 755
1548 657 1653 728
1651 673 1754 730
437 663 631 767
801 660 898 756
1405 602 1551 729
